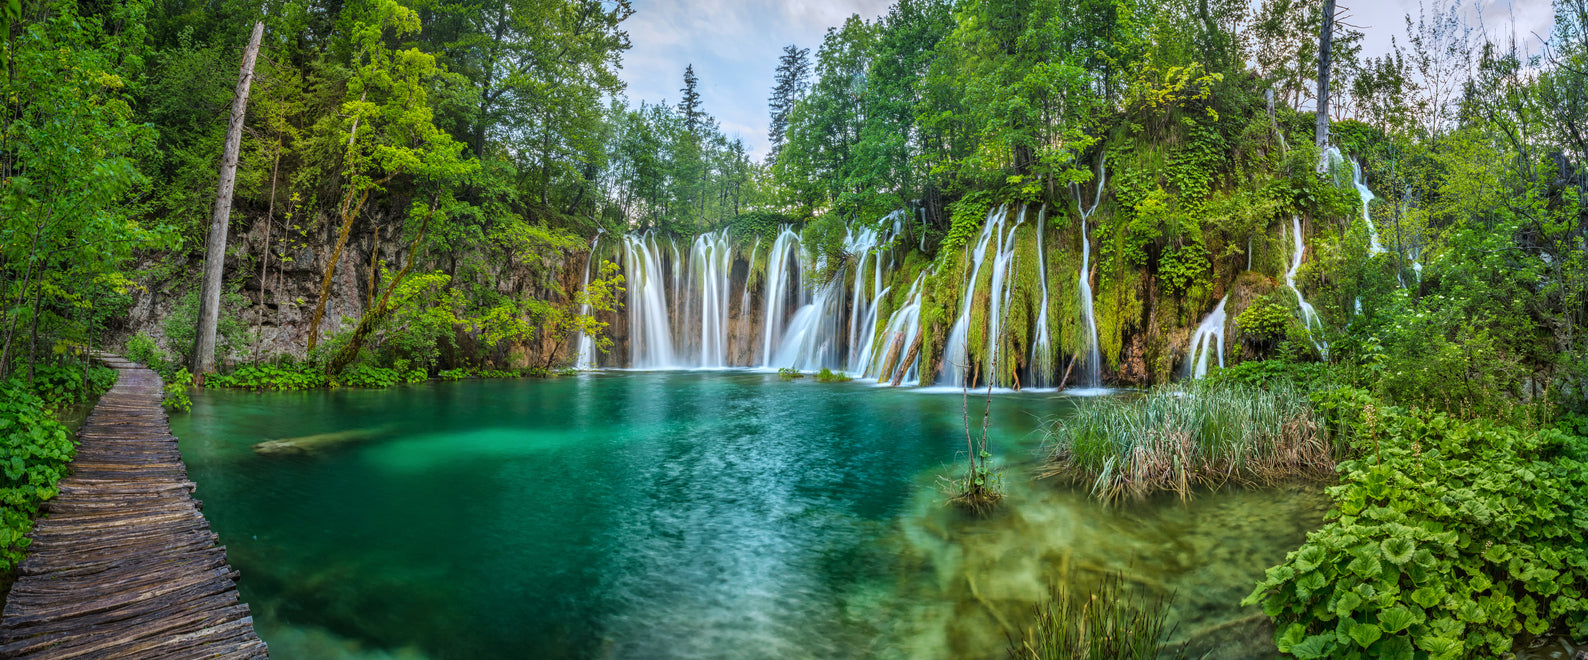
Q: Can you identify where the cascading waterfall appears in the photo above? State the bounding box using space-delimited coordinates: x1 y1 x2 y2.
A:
1182 296 1228 379
1029 205 1055 389
979 205 1027 385
1349 158 1385 255
1073 161 1107 388
689 229 734 368
937 205 1008 386
623 232 677 369
574 233 601 369
1287 216 1328 359
759 227 802 368
865 273 927 384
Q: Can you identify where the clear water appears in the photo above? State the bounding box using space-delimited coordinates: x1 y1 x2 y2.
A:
170 372 1327 660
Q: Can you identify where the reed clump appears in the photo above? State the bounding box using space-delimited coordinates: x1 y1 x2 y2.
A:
1042 382 1334 502
1008 573 1185 660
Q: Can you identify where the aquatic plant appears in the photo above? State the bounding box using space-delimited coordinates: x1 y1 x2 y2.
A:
1042 382 1333 501
778 367 804 380
1008 573 1185 660
815 367 851 383
1244 408 1588 658
205 364 328 391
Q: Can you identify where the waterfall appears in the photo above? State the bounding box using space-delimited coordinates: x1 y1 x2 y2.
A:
1349 158 1385 255
739 238 759 361
980 204 1027 385
937 204 1007 386
623 232 677 369
1029 204 1055 388
689 229 734 368
1182 296 1228 379
1073 160 1107 389
574 233 601 370
760 227 801 367
1287 216 1328 359
865 273 927 383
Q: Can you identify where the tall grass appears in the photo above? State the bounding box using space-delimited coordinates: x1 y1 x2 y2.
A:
1008 573 1185 660
1042 382 1333 502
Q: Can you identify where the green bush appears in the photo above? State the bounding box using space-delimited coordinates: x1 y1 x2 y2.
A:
124 333 167 371
0 381 75 572
335 364 403 389
206 364 328 391
1244 409 1588 658
778 367 804 381
815 367 851 383
162 368 193 412
25 363 116 409
438 367 470 381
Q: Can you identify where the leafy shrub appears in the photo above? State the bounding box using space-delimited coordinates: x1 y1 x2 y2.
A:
1244 409 1588 658
0 381 75 572
438 368 470 381
25 363 116 409
335 364 403 389
815 367 851 383
476 369 521 379
162 368 193 412
162 289 250 367
1204 359 1341 392
1236 296 1298 358
124 333 167 371
778 367 804 381
206 364 328 391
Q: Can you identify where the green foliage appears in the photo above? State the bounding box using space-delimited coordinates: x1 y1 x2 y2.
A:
1237 297 1295 342
815 368 851 383
1010 573 1186 660
1245 409 1588 658
438 368 470 381
206 364 327 391
162 368 193 412
124 334 166 371
334 364 403 389
777 367 804 380
0 381 75 572
25 363 116 409
162 289 249 369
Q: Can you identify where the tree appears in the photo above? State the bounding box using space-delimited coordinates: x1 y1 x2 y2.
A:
1315 0 1335 158
193 20 265 381
678 63 703 136
303 0 476 354
767 44 811 159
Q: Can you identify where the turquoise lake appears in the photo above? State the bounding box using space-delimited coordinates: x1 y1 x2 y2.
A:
170 372 1327 659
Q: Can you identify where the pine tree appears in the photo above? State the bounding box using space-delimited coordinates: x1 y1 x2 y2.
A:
678 64 703 135
767 44 811 160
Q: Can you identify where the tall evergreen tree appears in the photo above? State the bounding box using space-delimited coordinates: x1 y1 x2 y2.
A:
678 64 703 136
767 44 811 160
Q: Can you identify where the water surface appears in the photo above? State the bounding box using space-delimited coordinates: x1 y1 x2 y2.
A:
172 372 1326 659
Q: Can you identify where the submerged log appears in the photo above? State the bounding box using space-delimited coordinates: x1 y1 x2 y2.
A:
891 333 925 387
252 425 394 455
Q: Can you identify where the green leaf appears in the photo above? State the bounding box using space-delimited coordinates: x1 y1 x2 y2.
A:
1290 633 1335 659
1350 622 1383 648
1381 537 1415 565
1378 605 1417 633
1373 635 1416 660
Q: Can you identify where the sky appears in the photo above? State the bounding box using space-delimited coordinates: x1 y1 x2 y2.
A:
614 0 1558 162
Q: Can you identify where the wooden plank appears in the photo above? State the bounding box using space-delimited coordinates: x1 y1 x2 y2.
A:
0 355 269 659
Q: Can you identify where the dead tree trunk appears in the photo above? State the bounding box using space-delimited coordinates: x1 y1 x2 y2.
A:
1315 0 1336 171
193 20 265 382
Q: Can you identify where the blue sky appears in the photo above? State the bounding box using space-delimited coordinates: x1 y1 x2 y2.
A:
614 0 1557 162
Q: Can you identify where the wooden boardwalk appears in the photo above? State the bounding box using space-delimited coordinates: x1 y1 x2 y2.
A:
0 355 267 659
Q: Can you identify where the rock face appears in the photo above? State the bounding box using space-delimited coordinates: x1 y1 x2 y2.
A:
120 198 1331 386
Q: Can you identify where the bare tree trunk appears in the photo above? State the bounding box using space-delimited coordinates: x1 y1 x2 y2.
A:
194 20 266 382
1315 0 1336 171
